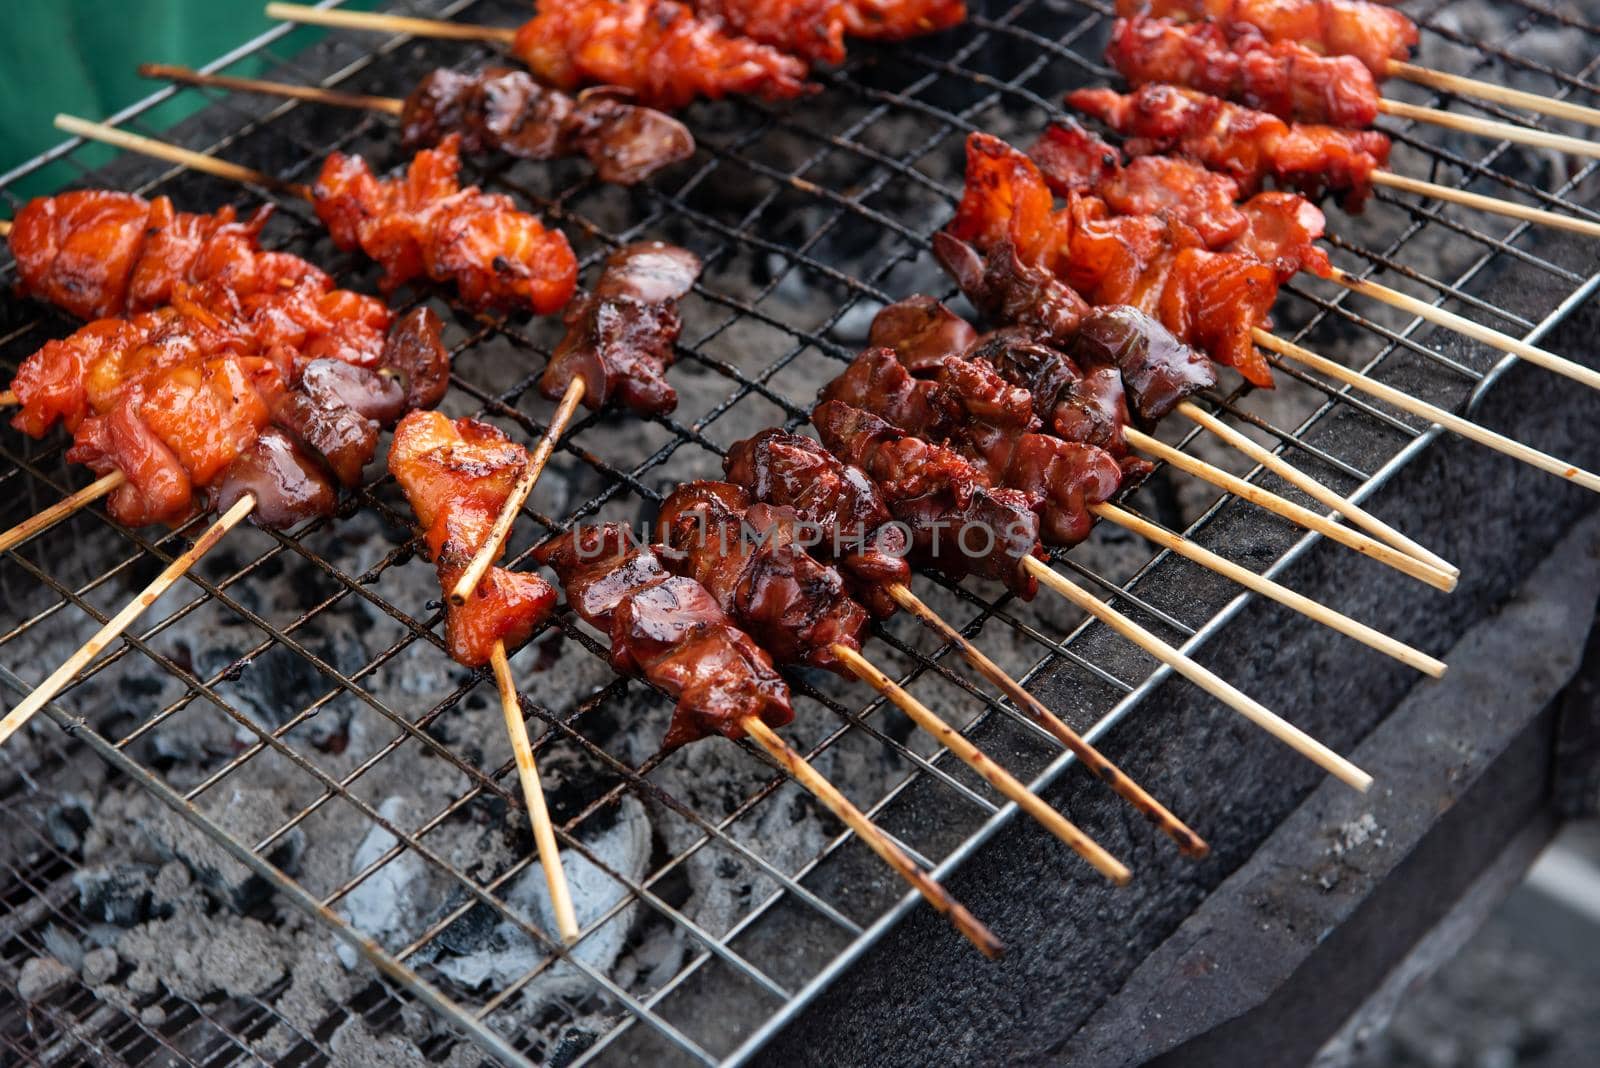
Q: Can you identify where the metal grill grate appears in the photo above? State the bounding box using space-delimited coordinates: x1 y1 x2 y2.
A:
2 0 1598 1063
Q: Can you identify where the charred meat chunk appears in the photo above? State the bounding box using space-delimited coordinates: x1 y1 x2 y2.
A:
540 242 701 416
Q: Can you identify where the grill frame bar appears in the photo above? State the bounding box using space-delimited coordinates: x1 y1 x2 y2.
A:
1 0 1598 1064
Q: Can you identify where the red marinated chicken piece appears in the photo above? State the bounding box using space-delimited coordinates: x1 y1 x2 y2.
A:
511 0 813 110
1066 84 1391 210
1026 124 1332 280
697 0 965 63
8 192 283 321
388 411 558 667
314 135 576 315
1108 16 1380 127
1116 0 1417 77
533 523 794 750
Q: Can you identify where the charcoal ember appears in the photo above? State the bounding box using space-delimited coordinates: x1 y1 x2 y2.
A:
195 639 356 752
436 898 500 957
550 1026 599 1068
17 957 75 1002
41 925 84 972
45 794 92 853
74 863 157 927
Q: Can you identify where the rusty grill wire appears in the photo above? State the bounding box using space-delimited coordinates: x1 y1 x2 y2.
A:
1 0 1599 1063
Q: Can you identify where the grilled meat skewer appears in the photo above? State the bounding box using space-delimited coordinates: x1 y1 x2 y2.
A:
141 63 695 187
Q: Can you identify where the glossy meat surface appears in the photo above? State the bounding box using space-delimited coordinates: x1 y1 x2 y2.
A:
534 523 794 750
511 0 812 110
657 481 868 672
313 135 577 314
8 192 280 321
966 327 1154 482
723 429 911 615
540 242 701 415
399 68 694 185
813 399 1041 597
388 412 557 666
1109 16 1380 126
1073 305 1217 423
868 296 979 375
825 350 1124 546
1117 0 1417 76
697 0 965 64
1066 84 1391 210
944 133 1278 386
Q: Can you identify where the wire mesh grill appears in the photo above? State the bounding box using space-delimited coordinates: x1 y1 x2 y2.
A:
2 0 1598 1063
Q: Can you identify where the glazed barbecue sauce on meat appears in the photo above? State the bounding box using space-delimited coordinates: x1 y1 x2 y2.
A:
399 67 694 185
534 524 793 750
656 481 869 672
389 412 558 667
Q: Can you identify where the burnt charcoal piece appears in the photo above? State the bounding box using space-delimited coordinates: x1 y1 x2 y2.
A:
74 864 156 927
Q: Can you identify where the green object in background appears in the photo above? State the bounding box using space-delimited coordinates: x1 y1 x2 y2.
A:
0 0 377 201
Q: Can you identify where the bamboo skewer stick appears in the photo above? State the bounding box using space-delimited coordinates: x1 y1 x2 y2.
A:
739 714 1004 957
887 584 1208 857
1388 60 1600 132
0 390 17 405
834 643 1131 883
490 642 581 944
1376 98 1600 164
1121 426 1458 592
0 472 125 553
450 379 584 605
1370 171 1600 241
1020 556 1372 792
0 493 256 747
1175 400 1455 576
265 2 516 44
1254 329 1600 495
1329 267 1600 393
140 63 406 117
1092 502 1447 677
54 114 312 199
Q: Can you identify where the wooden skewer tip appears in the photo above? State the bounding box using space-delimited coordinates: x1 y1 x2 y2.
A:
449 378 585 606
491 641 580 945
1176 400 1457 578
1021 557 1373 793
1255 328 1600 496
0 471 126 555
833 643 1132 885
740 715 1004 957
886 583 1210 859
1123 425 1458 593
